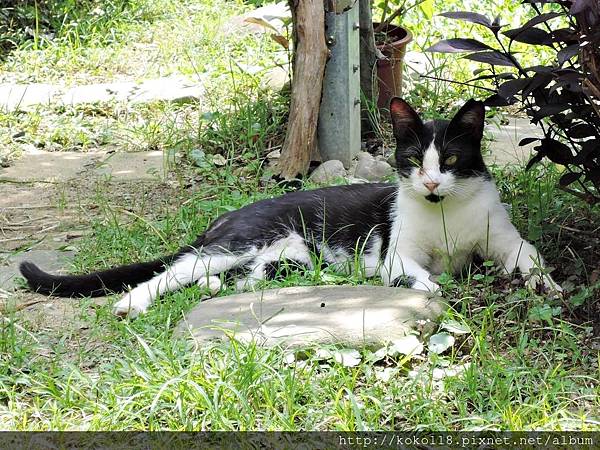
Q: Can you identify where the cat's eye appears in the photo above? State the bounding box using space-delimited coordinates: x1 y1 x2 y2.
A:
445 155 458 166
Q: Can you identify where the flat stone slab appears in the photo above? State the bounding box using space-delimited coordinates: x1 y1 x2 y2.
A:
175 285 446 348
0 75 204 111
93 151 166 180
61 75 204 106
0 250 74 292
0 150 104 182
486 116 544 167
0 150 166 182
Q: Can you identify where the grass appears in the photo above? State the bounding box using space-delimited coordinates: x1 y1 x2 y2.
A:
0 0 598 432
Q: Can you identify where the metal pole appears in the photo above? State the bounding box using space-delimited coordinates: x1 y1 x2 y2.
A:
317 0 361 168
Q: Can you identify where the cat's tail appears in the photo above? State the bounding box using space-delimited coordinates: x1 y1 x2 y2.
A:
19 253 179 297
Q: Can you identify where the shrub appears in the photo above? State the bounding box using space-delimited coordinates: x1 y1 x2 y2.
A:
427 0 600 204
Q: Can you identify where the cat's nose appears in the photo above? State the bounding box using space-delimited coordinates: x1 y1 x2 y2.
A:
424 182 440 192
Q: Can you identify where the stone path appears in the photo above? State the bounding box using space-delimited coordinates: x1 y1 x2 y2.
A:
0 147 174 299
0 75 204 112
175 285 445 348
485 117 543 167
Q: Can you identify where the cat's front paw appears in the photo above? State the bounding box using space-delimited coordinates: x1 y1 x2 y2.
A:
112 293 149 318
525 272 563 296
197 276 223 295
412 277 440 294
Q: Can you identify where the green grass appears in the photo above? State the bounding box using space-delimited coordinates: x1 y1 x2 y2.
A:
1 160 598 430
0 0 598 431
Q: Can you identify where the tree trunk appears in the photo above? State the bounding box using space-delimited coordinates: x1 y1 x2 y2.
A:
359 0 378 136
276 0 328 179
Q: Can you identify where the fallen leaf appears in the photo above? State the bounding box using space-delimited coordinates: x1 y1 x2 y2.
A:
428 333 455 354
333 349 361 367
389 335 424 356
440 319 471 335
212 154 227 166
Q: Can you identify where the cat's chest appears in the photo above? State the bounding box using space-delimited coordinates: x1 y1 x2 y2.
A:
392 199 490 252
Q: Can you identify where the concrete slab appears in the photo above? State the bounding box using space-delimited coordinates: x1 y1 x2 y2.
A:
0 150 105 182
61 75 204 106
175 285 446 348
0 249 75 292
1 75 204 111
485 116 544 167
93 151 166 180
0 83 58 110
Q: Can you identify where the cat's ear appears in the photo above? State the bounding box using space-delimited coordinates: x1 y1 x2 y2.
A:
448 99 485 140
389 97 423 141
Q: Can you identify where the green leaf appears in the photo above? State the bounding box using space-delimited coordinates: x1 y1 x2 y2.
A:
419 0 434 19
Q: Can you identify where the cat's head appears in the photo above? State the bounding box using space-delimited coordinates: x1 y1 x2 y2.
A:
390 97 489 203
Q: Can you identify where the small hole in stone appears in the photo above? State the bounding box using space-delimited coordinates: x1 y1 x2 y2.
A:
320 302 325 307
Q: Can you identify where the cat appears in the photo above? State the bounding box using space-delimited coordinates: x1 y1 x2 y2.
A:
19 97 562 318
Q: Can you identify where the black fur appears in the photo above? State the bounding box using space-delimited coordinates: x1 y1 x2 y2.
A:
19 254 179 297
21 184 397 297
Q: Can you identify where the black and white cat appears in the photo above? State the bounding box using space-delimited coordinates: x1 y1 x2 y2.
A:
20 98 561 317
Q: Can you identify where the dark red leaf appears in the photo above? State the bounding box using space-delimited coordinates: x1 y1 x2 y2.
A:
585 168 600 185
539 138 573 165
520 12 563 29
498 78 531 99
463 51 516 67
559 172 581 186
504 27 551 45
526 150 544 170
526 65 553 73
519 137 540 146
522 73 552 97
572 140 599 164
484 94 513 106
557 44 580 64
425 38 494 53
549 28 578 45
567 123 597 139
532 104 571 121
438 11 492 28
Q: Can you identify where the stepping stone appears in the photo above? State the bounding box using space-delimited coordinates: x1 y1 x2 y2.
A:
0 75 204 111
175 285 446 348
0 150 167 182
485 116 544 167
0 83 58 111
0 249 75 292
61 75 204 106
93 151 166 180
0 150 105 182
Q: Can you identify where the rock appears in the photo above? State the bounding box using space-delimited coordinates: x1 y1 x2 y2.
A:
308 160 346 184
353 152 394 181
266 149 281 159
174 285 446 348
0 250 75 292
387 153 397 168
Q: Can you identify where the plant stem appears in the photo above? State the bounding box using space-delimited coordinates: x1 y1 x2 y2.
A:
418 74 497 93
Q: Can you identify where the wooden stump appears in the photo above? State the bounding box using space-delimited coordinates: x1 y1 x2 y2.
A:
276 0 328 179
